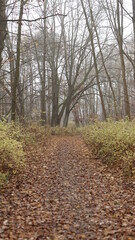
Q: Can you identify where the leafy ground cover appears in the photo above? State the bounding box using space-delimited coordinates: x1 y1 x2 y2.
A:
0 122 50 186
0 136 135 239
51 124 78 136
81 120 135 178
0 122 25 186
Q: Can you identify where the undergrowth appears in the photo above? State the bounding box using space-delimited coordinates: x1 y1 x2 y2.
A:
0 122 25 186
22 123 51 146
81 120 135 177
0 122 51 186
51 126 78 136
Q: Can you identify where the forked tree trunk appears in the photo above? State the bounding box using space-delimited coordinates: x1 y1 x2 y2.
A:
90 9 118 120
80 0 107 121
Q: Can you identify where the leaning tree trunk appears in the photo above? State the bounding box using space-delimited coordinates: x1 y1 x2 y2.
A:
63 95 72 127
0 0 6 70
80 0 107 121
90 8 118 120
63 108 70 127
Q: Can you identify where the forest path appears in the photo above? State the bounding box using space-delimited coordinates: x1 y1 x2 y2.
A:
0 136 135 240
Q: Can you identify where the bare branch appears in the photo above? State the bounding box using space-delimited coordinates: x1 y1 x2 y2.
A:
1 14 67 22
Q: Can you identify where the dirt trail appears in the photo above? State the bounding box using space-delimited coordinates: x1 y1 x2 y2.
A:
0 136 135 240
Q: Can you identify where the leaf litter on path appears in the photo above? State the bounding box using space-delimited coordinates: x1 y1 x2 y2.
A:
0 136 135 240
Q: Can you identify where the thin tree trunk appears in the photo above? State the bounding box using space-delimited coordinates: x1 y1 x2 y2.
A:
6 34 15 96
0 0 6 69
11 0 24 121
117 1 131 119
132 0 135 88
41 0 47 125
29 62 34 119
80 0 107 121
90 9 118 120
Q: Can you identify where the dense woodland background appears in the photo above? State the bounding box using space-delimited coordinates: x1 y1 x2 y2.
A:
0 0 135 126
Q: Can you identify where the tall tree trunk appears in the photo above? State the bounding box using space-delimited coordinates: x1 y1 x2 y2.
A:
0 0 6 69
117 1 131 119
41 0 47 125
132 0 135 87
11 0 24 121
29 62 34 119
50 12 60 127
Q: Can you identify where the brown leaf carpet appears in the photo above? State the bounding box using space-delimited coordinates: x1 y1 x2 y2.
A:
0 136 135 239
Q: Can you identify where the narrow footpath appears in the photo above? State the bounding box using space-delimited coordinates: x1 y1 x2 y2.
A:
0 136 135 240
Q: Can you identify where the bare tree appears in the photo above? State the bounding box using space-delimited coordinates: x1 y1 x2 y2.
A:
80 0 107 121
104 0 131 119
89 6 118 119
0 0 134 124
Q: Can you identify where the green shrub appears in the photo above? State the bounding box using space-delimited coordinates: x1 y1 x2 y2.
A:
22 123 51 145
0 138 25 172
81 120 135 177
0 122 25 185
0 121 51 186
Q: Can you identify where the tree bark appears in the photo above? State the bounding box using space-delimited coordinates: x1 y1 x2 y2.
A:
117 1 131 119
63 99 71 127
11 0 24 121
0 0 6 69
132 0 135 87
41 0 47 125
51 70 59 126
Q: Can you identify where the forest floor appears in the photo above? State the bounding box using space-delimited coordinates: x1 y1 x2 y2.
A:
0 136 135 240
